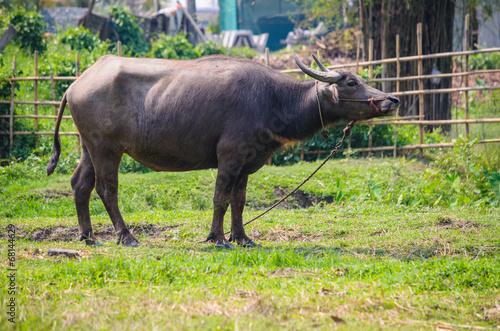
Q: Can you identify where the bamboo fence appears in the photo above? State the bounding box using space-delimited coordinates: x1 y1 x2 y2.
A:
1 19 499 159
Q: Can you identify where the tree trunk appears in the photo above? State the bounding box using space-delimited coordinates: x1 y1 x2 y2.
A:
359 0 455 127
186 0 198 44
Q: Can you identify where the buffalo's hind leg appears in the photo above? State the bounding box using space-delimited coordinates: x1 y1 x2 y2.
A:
91 148 140 247
71 143 101 246
228 174 258 247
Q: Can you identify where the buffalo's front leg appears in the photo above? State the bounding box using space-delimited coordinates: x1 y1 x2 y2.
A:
228 174 258 247
205 161 242 249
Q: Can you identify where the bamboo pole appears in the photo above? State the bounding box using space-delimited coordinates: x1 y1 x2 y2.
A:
361 118 500 125
391 85 500 96
9 56 16 150
280 47 500 73
1 131 80 136
0 115 72 119
75 53 81 152
368 69 500 83
296 138 500 155
417 23 424 157
34 51 39 148
9 76 78 81
8 116 497 126
368 38 373 81
356 35 360 73
76 54 80 77
117 41 122 56
5 68 500 84
265 47 269 66
50 73 57 116
0 85 498 107
465 14 470 137
394 34 400 157
368 123 373 157
0 100 63 105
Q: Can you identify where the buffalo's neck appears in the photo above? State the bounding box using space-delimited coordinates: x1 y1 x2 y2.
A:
268 80 328 142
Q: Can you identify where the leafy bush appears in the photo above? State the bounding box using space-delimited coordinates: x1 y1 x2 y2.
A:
195 40 226 57
108 6 147 56
469 51 500 70
148 33 199 59
425 137 500 206
60 26 103 52
0 58 37 160
6 9 47 53
226 46 258 59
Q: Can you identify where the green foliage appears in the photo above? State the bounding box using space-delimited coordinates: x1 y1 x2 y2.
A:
469 51 500 70
148 33 199 59
6 9 47 53
59 26 103 52
119 155 152 174
108 6 147 56
226 46 258 59
425 137 500 206
0 57 37 159
288 0 357 28
195 40 226 57
358 65 383 80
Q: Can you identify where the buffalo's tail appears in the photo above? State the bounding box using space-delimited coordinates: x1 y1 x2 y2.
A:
47 93 67 176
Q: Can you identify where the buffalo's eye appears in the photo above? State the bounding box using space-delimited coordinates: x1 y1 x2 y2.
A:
347 81 357 87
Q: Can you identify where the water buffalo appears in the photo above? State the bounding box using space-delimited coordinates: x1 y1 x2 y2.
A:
47 51 399 248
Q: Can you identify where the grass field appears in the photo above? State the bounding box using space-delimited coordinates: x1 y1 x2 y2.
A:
1 158 499 330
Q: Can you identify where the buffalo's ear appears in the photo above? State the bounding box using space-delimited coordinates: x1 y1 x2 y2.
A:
320 84 339 102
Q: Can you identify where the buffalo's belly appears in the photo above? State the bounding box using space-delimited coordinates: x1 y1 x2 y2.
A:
125 148 218 172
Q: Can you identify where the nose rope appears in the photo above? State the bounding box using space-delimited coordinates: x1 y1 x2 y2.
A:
315 81 392 140
338 97 391 114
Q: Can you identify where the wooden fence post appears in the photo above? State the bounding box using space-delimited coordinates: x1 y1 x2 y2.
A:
265 47 269 66
50 73 57 116
417 23 424 157
368 123 373 157
76 53 80 77
117 41 122 56
9 57 16 150
465 14 470 138
394 34 400 157
75 53 81 152
356 35 360 73
368 38 373 81
34 51 39 148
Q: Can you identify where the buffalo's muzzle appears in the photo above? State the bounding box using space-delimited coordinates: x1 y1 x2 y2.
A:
388 96 400 106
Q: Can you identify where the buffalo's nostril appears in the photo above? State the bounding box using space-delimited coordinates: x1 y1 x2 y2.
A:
388 96 400 106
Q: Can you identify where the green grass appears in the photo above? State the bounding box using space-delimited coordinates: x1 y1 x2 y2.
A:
1 158 500 330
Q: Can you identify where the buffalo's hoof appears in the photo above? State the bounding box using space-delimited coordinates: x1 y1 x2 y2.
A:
241 240 259 248
79 234 103 247
214 242 235 250
87 240 104 247
123 241 142 248
117 233 141 247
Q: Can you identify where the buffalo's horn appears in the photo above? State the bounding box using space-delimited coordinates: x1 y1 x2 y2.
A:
312 54 329 72
292 50 342 83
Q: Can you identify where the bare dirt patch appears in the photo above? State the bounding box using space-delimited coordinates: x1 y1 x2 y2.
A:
43 189 72 199
435 215 483 229
263 227 323 242
5 224 177 242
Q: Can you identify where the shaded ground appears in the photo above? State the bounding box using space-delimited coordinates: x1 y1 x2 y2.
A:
273 186 333 208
